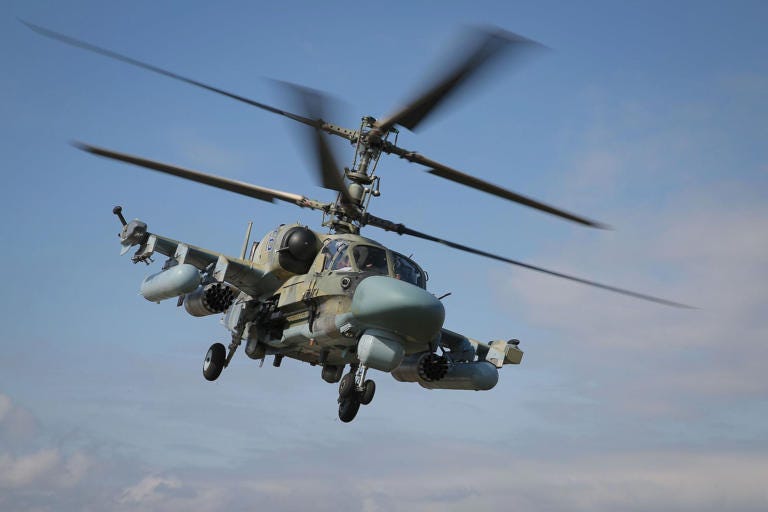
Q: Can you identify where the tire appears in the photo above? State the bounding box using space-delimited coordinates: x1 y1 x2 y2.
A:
338 372 355 398
338 398 360 423
360 379 376 405
321 364 343 384
203 343 226 381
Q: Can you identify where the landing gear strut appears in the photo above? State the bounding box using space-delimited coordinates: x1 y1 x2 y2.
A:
337 364 376 423
203 309 249 382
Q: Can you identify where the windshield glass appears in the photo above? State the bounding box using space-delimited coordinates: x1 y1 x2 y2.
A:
322 240 353 271
392 252 425 287
352 245 389 275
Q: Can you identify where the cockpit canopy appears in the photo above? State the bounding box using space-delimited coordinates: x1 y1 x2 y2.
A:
320 239 426 288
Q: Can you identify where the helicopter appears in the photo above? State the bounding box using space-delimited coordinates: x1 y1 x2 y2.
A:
26 22 689 422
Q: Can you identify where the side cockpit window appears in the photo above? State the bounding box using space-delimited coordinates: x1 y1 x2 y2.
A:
353 245 388 275
393 252 425 288
322 240 352 271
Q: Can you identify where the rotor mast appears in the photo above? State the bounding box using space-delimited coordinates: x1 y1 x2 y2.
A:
323 116 395 234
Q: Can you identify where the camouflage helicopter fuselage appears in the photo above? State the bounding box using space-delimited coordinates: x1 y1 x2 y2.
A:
123 217 523 421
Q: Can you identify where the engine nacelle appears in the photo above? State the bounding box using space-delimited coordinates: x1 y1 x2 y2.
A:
140 264 201 303
184 283 236 317
392 352 498 391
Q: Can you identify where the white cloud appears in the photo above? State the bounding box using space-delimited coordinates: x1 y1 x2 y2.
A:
485 74 768 434
0 393 91 495
0 446 92 491
119 475 182 504
349 450 768 512
115 473 231 512
0 449 59 489
101 446 768 512
504 198 764 425
1 388 767 512
54 451 92 489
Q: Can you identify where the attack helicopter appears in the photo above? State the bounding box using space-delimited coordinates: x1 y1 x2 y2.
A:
27 22 688 422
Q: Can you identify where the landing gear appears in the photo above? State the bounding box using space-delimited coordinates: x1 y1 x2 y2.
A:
203 343 226 381
338 397 361 423
338 372 356 398
336 365 376 422
321 364 343 384
360 379 376 405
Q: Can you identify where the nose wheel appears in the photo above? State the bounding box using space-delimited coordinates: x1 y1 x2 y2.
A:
337 365 376 422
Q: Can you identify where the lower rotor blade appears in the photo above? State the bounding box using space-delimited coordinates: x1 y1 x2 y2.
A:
74 142 326 210
363 213 691 308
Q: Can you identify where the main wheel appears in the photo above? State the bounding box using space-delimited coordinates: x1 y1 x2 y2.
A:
203 343 226 381
360 379 376 405
321 364 343 384
338 372 355 398
338 398 361 423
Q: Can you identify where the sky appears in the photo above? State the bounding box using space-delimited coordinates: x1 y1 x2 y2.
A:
1 0 767 510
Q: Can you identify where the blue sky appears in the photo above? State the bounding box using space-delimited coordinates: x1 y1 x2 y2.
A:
1 1 767 510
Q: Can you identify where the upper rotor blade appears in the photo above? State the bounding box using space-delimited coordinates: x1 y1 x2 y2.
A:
22 21 322 130
280 82 353 204
374 27 543 134
74 142 326 210
364 213 691 308
314 131 352 203
383 143 608 229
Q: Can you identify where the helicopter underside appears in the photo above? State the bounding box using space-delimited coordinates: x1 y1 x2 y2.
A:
211 273 521 422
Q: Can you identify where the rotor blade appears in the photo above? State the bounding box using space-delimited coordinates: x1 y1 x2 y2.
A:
364 213 691 308
279 82 353 204
383 143 608 229
373 27 544 134
22 20 326 131
74 142 327 210
314 131 352 203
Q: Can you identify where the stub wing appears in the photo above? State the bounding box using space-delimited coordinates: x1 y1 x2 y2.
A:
440 328 523 368
119 219 265 296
